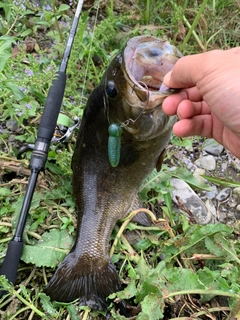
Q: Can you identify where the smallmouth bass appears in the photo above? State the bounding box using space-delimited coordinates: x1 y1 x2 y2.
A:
45 36 182 311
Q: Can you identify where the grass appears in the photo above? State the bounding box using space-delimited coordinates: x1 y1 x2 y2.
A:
0 0 240 319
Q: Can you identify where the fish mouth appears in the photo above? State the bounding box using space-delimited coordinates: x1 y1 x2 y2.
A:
124 36 182 109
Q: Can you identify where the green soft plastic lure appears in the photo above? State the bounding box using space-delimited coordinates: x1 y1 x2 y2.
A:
108 123 122 167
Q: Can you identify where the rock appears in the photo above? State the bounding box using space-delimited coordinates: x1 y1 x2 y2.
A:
194 155 216 171
219 210 227 222
236 204 240 212
6 119 18 131
125 230 142 246
193 168 206 184
170 178 212 224
221 162 228 171
228 198 237 208
203 138 224 156
216 188 231 202
233 187 240 198
205 199 217 222
226 150 240 171
8 135 16 142
205 185 218 200
226 211 235 218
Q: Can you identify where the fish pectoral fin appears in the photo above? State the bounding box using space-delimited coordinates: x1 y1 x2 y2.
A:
44 252 122 311
156 149 166 172
131 210 151 226
125 194 152 226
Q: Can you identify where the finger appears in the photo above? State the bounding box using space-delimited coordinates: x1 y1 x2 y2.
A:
177 100 211 120
162 87 203 116
173 115 213 138
162 94 183 115
163 54 202 88
163 51 220 88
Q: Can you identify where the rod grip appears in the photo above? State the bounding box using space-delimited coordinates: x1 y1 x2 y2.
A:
37 71 66 143
0 240 24 297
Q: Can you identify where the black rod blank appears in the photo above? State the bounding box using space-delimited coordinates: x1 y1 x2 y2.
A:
0 0 84 297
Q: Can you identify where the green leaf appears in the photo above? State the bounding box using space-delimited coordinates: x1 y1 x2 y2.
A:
139 293 164 320
136 267 164 302
205 233 240 264
4 82 25 100
134 238 152 251
168 223 233 261
58 4 70 12
21 29 32 37
163 267 206 293
197 267 233 302
0 52 12 72
12 192 43 229
0 35 15 71
172 167 212 191
170 135 193 148
21 229 74 268
111 278 137 300
57 113 71 127
181 224 232 252
139 166 172 201
19 284 31 300
0 187 12 197
139 165 211 202
66 305 79 320
163 190 172 213
29 87 46 104
201 174 240 187
45 161 64 175
39 293 59 316
136 255 150 279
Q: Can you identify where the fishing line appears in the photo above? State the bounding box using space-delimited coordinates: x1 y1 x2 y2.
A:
108 81 150 168
79 0 101 108
121 81 150 127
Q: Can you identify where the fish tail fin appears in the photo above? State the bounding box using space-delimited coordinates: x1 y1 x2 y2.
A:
44 251 122 311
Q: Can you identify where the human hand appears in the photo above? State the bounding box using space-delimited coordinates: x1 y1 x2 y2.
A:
162 47 240 158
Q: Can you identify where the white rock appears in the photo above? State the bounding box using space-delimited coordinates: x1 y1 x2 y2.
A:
205 185 218 200
205 199 217 222
233 187 240 198
203 138 224 156
193 168 206 184
194 155 216 171
221 162 228 171
170 178 212 225
216 188 231 202
228 199 237 208
226 211 235 218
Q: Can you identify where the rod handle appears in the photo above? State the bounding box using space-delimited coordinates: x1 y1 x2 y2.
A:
37 71 66 143
0 240 24 297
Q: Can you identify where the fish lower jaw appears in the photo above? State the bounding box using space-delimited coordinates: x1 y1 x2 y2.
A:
140 75 162 90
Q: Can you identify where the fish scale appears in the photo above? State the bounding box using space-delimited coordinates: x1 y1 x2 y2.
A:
44 36 182 311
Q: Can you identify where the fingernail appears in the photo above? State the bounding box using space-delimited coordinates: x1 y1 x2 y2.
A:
177 111 182 120
163 71 172 85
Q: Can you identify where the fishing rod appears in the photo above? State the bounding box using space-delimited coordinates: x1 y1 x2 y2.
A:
0 0 84 297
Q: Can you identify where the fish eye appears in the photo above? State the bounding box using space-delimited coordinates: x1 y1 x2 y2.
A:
106 80 118 98
149 47 162 57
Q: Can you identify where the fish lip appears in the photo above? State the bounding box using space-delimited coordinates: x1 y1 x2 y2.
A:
123 35 182 109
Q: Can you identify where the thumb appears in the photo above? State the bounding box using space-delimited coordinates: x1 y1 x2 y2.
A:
163 54 205 89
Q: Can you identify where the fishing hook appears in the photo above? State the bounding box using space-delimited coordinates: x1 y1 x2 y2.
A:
107 81 150 168
121 80 150 128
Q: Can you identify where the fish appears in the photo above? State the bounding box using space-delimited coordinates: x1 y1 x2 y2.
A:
44 35 182 311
